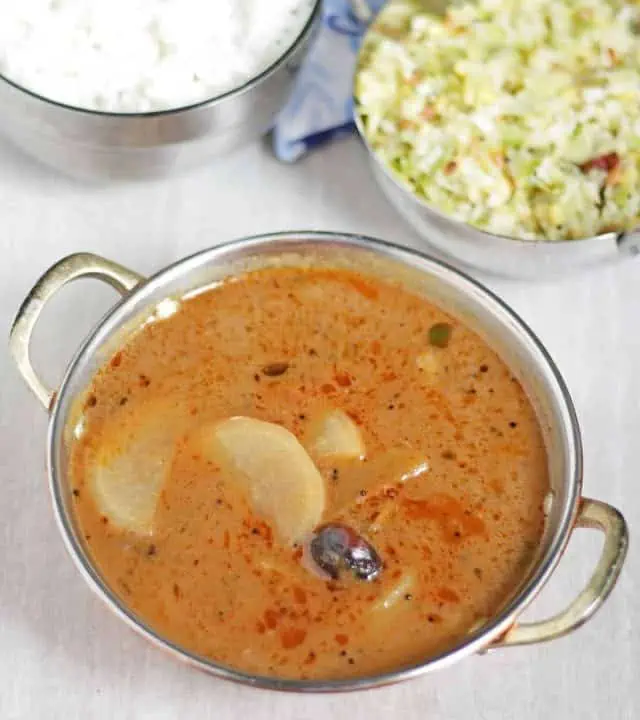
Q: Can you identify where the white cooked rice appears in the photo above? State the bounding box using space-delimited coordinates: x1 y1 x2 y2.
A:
0 0 315 113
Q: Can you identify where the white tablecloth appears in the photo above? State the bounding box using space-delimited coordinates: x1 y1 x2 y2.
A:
0 137 637 720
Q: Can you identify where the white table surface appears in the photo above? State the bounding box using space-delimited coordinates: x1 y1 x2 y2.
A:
0 136 637 720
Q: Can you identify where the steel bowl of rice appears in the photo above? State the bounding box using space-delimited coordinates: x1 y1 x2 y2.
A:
354 0 640 277
0 0 321 180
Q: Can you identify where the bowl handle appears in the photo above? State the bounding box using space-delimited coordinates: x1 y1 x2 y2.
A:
9 252 144 410
491 497 628 648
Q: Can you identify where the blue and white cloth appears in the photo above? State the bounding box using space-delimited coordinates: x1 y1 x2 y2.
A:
273 0 385 162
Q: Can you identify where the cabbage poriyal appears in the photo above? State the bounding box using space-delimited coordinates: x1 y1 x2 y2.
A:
355 0 640 241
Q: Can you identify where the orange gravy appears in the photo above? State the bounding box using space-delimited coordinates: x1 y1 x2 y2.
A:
69 267 549 680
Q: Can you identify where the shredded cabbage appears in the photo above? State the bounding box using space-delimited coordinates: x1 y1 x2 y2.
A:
355 0 640 241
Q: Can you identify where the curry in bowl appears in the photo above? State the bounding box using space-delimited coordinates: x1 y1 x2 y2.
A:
67 265 549 680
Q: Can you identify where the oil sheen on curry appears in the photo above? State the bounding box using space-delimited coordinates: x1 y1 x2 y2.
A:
69 266 549 680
